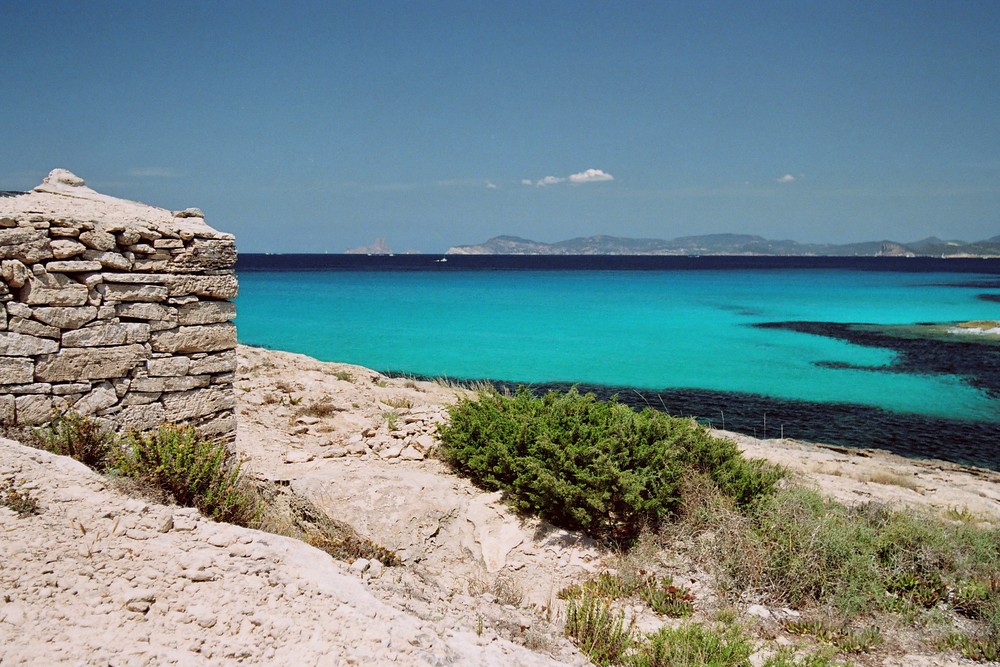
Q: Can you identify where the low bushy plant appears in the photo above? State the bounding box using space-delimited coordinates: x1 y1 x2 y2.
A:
114 425 258 525
630 622 753 667
33 411 115 470
564 596 634 666
438 387 782 542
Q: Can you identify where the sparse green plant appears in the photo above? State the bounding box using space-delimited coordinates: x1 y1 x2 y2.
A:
630 622 753 667
383 397 413 409
33 411 115 470
564 596 634 666
300 398 341 418
640 577 695 617
940 628 1000 663
334 370 353 382
0 478 41 517
761 646 842 667
382 410 399 431
113 425 258 525
468 572 524 607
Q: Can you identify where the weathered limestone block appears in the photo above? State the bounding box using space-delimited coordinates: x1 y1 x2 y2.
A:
0 331 60 355
150 323 236 354
168 238 238 272
21 279 89 306
6 302 31 319
51 239 87 259
195 411 236 439
100 272 169 284
82 249 131 271
0 395 14 423
62 322 150 347
8 317 61 339
117 403 168 432
4 383 52 394
51 382 92 395
0 228 52 264
161 385 235 420
152 238 184 249
1 259 32 288
116 302 177 321
177 301 236 325
98 283 169 302
15 394 53 424
46 260 103 272
35 344 147 382
118 229 142 245
73 382 119 416
32 306 98 329
188 349 236 375
165 274 239 299
147 356 190 376
0 357 34 384
121 392 160 406
0 305 6 329
132 258 168 271
78 230 117 251
130 375 210 393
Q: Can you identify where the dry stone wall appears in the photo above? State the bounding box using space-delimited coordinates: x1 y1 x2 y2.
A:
0 169 237 440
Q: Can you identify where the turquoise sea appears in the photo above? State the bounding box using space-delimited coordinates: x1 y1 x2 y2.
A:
235 256 1000 469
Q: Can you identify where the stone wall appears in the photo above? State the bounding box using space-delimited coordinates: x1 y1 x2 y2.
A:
0 169 237 440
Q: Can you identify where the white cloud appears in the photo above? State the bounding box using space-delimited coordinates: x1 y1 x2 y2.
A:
485 181 498 189
536 175 566 186
569 168 614 183
128 167 181 178
522 168 614 187
776 174 796 183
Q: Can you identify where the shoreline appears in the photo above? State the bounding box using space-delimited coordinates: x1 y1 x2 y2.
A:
238 345 1000 524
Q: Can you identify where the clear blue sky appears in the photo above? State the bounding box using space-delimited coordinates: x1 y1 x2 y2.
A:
2 1 998 253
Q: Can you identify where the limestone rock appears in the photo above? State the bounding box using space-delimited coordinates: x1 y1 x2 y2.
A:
50 239 87 259
98 283 169 302
115 302 176 322
160 385 235 420
14 394 53 424
177 300 236 325
150 323 236 354
35 344 147 382
147 356 191 377
45 260 103 272
31 306 98 329
78 231 117 251
0 331 59 355
0 357 34 384
1 259 32 288
0 228 52 264
20 279 89 306
8 316 61 339
188 350 236 375
165 274 239 299
61 322 150 347
74 382 118 415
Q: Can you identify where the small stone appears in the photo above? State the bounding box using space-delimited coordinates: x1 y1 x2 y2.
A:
283 450 314 464
350 558 370 576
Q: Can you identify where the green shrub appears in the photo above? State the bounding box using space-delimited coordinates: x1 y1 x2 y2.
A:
33 411 115 470
564 596 634 666
438 387 782 542
715 487 1000 619
114 425 258 525
630 623 753 667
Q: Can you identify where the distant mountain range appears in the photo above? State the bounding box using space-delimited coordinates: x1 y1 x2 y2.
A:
445 234 1000 257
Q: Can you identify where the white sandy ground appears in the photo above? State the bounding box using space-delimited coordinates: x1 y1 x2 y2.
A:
2 344 999 666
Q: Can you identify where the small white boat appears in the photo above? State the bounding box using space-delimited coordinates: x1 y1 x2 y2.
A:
435 257 448 263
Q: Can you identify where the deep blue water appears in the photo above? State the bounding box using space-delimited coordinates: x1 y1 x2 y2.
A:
235 255 1000 470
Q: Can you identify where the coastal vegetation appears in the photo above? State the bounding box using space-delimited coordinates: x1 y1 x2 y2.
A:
440 387 1000 664
437 387 783 543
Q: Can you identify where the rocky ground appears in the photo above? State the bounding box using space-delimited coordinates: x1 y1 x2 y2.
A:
2 344 999 665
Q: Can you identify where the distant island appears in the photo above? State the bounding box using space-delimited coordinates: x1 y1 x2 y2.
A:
445 233 1000 257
